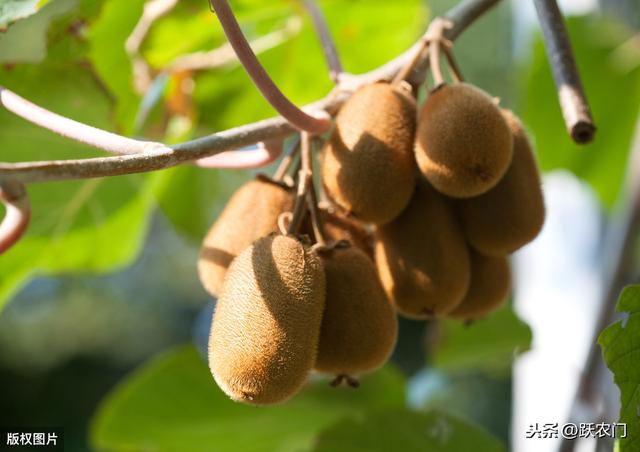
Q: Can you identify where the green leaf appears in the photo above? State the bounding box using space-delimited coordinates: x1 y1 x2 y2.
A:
521 17 640 207
0 62 155 311
0 0 74 63
599 285 640 452
0 0 52 30
312 409 505 452
154 166 251 242
91 346 406 452
431 304 532 373
88 0 145 129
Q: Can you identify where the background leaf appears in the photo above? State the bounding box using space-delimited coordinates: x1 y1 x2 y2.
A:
430 304 532 373
599 285 640 452
0 0 73 63
0 0 52 30
313 409 505 452
91 346 406 452
0 24 156 310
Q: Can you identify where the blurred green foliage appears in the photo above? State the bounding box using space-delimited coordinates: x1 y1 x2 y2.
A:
91 346 504 452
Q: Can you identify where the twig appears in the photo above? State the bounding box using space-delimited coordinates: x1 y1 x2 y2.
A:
273 135 301 182
301 0 343 84
533 0 596 144
287 131 313 234
426 18 455 87
208 0 331 134
443 47 464 82
0 180 30 254
126 0 178 93
194 139 282 169
0 0 507 185
305 137 326 246
558 118 640 452
167 16 302 73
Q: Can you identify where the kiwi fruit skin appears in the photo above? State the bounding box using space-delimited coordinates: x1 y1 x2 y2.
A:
414 83 513 198
449 250 511 320
315 245 397 375
320 82 417 225
208 234 326 405
457 110 545 256
198 176 294 297
375 182 471 318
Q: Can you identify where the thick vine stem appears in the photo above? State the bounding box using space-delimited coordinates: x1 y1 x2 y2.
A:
533 0 596 144
301 0 344 84
0 0 509 186
208 0 331 134
0 180 31 254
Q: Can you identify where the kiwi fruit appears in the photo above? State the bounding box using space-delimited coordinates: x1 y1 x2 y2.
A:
208 234 326 405
375 182 470 318
315 245 397 376
457 110 545 255
414 83 513 198
449 250 511 320
198 176 294 297
320 82 417 224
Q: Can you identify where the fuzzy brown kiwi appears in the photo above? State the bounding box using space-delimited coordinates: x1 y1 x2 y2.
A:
449 250 511 320
315 245 397 376
457 110 545 256
208 234 325 405
320 82 417 224
375 182 470 318
198 176 294 297
414 83 513 198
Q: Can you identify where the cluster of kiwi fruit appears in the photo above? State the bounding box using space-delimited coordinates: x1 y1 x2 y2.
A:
198 73 544 406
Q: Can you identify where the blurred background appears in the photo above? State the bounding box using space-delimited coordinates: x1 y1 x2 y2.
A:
0 0 639 451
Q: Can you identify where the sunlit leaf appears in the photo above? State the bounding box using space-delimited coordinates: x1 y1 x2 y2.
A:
91 346 405 452
313 409 505 452
599 285 640 452
430 304 532 373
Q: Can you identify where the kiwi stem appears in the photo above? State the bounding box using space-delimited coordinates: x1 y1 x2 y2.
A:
443 47 465 83
301 0 344 84
273 136 301 182
303 134 328 245
392 38 429 86
0 179 31 255
287 132 314 235
429 40 445 87
208 0 331 135
424 18 455 88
